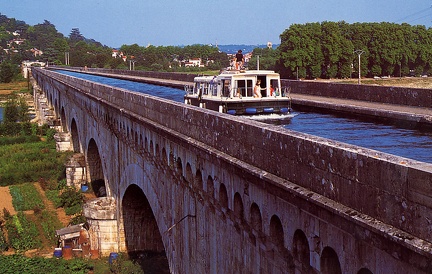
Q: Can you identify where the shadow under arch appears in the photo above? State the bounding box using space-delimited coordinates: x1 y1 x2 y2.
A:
122 184 170 273
70 118 80 153
87 138 106 197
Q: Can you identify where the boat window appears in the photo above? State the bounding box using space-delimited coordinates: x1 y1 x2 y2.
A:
246 79 253 97
222 80 230 97
270 79 280 96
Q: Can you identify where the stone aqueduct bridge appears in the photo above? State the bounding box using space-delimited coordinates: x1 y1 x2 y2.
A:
31 67 432 273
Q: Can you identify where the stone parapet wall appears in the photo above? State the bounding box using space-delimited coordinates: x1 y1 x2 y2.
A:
282 79 432 107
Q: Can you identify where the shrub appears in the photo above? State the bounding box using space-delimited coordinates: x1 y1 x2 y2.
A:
59 187 83 216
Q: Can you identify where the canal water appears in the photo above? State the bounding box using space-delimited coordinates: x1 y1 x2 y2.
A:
57 70 432 163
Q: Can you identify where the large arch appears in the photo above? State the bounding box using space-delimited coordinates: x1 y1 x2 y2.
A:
70 118 80 153
87 138 106 197
122 184 169 272
321 246 342 274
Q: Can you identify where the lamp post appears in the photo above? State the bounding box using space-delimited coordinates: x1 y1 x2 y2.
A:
354 50 364 85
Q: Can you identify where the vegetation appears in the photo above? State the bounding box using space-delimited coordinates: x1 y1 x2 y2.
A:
0 254 93 274
0 140 71 186
278 22 432 79
3 210 41 251
9 183 44 211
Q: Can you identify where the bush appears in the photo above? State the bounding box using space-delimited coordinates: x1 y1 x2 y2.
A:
59 187 83 216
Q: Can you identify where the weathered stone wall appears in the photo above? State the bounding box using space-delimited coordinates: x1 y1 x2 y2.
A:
282 79 432 107
32 67 432 273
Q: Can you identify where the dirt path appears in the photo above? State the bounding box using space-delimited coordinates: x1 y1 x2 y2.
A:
33 183 71 226
0 186 16 215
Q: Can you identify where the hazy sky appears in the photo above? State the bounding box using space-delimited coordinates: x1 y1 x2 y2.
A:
1 0 431 48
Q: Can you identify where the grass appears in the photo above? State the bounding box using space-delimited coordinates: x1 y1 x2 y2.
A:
0 140 72 186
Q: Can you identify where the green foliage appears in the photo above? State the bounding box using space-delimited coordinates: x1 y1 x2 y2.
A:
0 135 40 145
0 254 93 274
9 183 45 211
0 141 71 186
278 21 432 79
109 253 145 274
4 211 41 251
0 61 18 83
0 219 7 252
38 210 63 246
59 187 83 216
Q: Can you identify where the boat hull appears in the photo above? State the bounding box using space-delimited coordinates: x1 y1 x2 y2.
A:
185 96 291 115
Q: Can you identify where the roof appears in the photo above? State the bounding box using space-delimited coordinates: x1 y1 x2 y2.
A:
56 223 83 236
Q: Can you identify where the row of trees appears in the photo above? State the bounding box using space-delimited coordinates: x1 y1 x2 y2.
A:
277 21 432 79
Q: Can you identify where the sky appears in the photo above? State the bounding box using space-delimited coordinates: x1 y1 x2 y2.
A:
1 0 432 48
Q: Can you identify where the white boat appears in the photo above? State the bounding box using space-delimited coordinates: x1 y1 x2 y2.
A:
184 70 292 115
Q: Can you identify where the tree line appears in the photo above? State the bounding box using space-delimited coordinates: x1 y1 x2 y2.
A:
277 21 432 79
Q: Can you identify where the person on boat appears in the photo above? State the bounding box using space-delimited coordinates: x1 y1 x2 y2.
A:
235 50 244 70
254 80 263 98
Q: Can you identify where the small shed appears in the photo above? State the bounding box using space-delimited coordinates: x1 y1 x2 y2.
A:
56 223 84 248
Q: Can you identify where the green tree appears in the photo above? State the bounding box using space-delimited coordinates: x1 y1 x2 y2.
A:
0 61 18 83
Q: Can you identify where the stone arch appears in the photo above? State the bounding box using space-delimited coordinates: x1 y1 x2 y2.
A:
70 118 80 153
195 169 203 189
219 183 228 208
270 215 284 248
122 184 169 271
233 192 244 220
161 147 168 165
150 140 154 155
321 246 342 274
357 268 373 274
87 138 106 197
293 229 310 270
250 202 262 232
176 157 183 174
60 106 67 132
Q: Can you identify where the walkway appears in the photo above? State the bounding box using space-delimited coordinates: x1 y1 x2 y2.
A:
290 93 432 126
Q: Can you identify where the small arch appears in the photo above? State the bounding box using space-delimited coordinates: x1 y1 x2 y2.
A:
195 169 203 189
219 183 228 208
270 215 284 248
233 192 244 220
321 246 342 274
149 140 154 155
293 229 310 270
143 136 147 152
250 203 262 232
357 268 373 274
176 157 183 173
161 147 168 165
